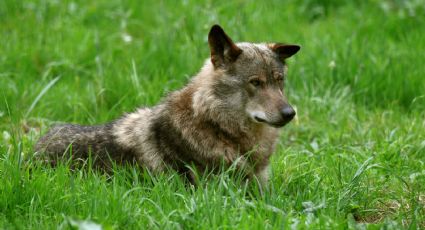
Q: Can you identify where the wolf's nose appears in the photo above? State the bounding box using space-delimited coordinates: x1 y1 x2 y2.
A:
281 106 296 121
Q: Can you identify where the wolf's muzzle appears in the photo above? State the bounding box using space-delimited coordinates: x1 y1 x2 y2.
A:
269 105 296 127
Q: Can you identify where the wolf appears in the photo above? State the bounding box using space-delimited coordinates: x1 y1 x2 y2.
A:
35 25 300 186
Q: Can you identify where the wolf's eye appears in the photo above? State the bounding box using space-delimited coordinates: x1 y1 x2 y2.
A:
250 79 261 87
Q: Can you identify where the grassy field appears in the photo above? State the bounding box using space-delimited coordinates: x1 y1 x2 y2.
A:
1 0 425 229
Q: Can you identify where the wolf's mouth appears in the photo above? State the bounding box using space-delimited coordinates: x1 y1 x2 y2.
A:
254 116 267 123
254 116 289 128
250 111 290 128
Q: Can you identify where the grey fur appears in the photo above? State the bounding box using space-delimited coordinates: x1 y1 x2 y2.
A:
35 25 300 185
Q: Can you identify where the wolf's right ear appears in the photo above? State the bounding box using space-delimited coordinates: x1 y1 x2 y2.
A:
208 25 242 68
270 43 301 61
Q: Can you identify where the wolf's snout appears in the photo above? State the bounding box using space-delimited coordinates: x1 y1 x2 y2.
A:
281 106 296 121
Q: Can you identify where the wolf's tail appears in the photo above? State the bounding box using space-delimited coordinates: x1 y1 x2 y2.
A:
34 123 115 166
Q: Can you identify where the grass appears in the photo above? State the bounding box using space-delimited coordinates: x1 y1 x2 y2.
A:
1 0 424 229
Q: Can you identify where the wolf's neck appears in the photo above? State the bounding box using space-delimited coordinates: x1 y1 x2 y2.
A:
190 90 250 137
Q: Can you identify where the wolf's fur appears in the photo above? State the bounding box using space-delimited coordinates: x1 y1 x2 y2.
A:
35 25 300 185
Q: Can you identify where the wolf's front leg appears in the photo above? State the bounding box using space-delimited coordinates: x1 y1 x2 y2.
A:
228 153 271 193
254 164 270 188
221 148 255 176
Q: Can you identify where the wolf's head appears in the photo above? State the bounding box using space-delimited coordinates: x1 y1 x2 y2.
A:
192 25 300 129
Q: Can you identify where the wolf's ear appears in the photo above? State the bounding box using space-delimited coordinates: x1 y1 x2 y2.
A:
270 43 301 61
208 25 242 68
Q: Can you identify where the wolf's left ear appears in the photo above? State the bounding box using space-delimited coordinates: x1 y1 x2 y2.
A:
208 25 242 68
270 43 301 61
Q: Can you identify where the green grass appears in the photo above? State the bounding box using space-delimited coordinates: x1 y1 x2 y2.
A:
1 0 425 229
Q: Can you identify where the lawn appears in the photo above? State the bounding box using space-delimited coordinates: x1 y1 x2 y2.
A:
1 0 424 229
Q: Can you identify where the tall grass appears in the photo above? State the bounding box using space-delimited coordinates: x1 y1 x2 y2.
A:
1 0 424 228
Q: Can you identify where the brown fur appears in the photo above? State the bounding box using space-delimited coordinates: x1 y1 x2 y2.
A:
35 25 300 186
